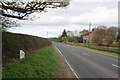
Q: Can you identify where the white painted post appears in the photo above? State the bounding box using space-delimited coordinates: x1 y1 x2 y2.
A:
20 50 25 59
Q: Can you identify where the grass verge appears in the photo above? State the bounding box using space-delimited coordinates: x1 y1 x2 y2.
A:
2 46 59 78
64 43 120 56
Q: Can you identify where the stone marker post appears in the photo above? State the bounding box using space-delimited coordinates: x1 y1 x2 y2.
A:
20 50 25 59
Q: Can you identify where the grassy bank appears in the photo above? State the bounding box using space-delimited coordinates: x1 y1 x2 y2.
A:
3 46 59 78
64 43 120 56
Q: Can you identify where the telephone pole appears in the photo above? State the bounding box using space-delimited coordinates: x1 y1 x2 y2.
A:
47 32 48 38
89 23 91 47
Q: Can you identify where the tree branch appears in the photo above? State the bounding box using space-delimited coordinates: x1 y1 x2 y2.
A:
0 0 70 19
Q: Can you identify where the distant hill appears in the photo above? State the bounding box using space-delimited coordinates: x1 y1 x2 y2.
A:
2 32 52 64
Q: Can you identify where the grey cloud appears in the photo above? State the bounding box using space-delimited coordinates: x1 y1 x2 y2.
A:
9 1 118 37
21 2 117 26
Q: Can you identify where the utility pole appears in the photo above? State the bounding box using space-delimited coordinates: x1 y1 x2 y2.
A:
89 23 91 47
47 32 48 38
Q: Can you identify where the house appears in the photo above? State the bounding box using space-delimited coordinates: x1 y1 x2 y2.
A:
98 35 113 46
83 28 113 46
83 29 95 44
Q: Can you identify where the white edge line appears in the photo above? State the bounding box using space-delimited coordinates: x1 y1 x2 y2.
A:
54 46 79 78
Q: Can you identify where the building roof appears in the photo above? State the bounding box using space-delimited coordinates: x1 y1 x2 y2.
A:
103 35 113 39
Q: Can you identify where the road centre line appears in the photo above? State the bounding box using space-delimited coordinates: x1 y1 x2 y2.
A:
64 44 118 58
83 53 89 56
112 64 120 68
54 46 79 78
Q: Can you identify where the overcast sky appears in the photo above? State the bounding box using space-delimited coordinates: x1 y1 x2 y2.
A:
8 0 119 38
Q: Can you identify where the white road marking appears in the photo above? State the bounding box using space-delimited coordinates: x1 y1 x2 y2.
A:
55 47 63 57
83 53 89 56
64 43 118 58
54 46 79 78
112 64 120 68
90 49 118 58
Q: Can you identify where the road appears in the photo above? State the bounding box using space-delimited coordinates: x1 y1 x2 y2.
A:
53 42 119 78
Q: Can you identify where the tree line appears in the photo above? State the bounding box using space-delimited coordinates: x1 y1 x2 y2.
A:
56 26 120 46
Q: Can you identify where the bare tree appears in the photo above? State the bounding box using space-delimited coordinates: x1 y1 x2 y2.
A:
92 26 118 45
67 31 74 37
0 15 19 31
107 26 118 40
92 26 107 43
0 0 70 19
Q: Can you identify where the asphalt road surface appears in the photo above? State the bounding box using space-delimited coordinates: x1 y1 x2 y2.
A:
53 42 119 78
